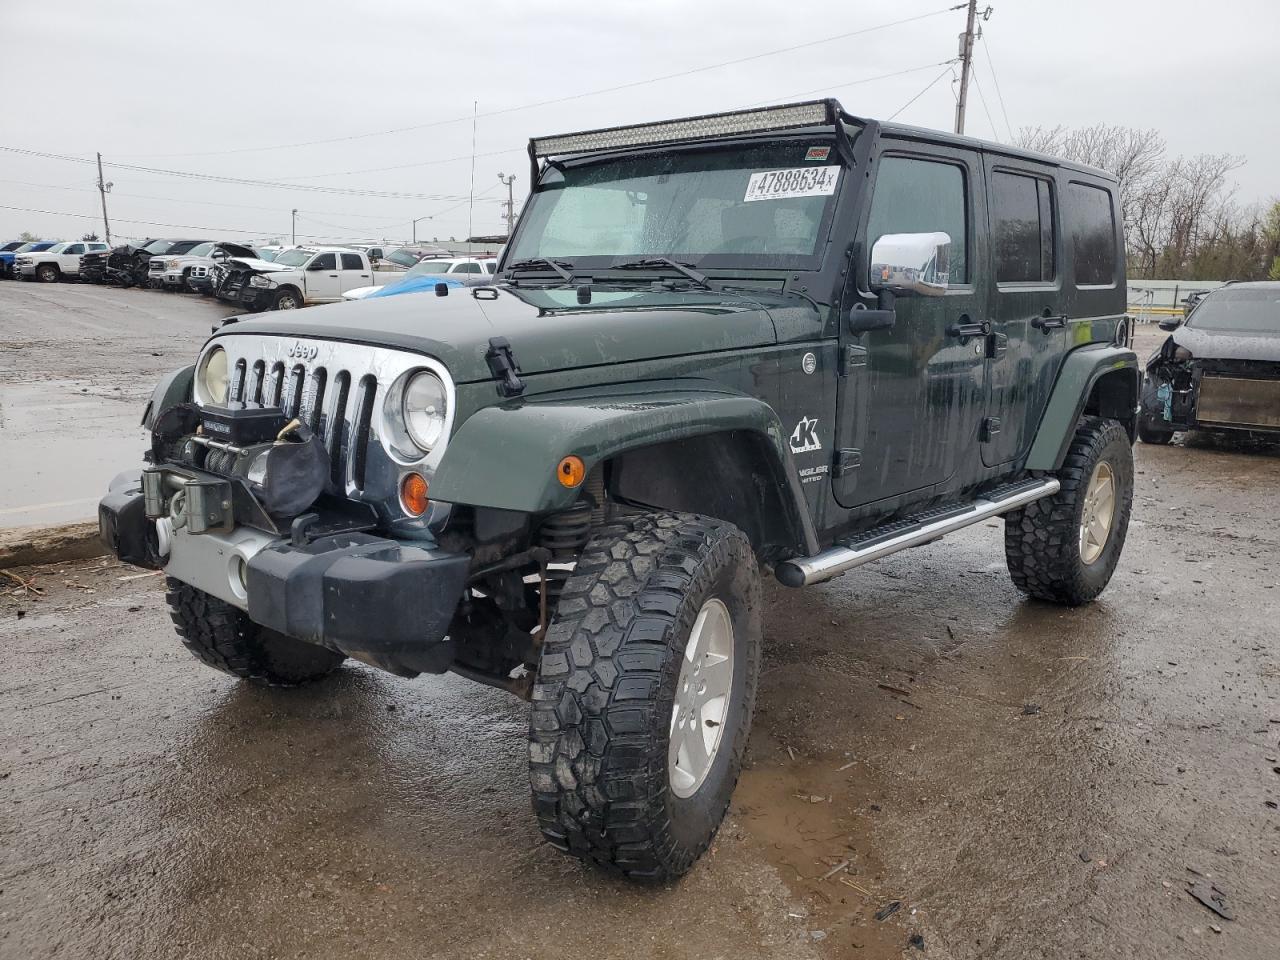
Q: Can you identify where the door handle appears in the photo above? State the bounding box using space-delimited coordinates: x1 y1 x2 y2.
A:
947 317 991 338
328 273 339 278
1031 312 1067 331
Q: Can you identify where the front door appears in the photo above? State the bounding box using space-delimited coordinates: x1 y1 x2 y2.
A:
980 158 1066 466
833 144 988 510
304 252 341 301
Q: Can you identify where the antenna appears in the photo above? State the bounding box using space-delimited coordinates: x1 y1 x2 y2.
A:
467 100 477 256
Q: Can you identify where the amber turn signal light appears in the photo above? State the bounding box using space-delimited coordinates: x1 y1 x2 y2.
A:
557 455 586 488
400 472 429 516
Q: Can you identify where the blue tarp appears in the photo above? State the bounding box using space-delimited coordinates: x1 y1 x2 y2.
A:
366 274 467 299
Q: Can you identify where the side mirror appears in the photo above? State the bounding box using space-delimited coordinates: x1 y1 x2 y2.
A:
307 261 325 271
1158 317 1182 332
869 231 951 297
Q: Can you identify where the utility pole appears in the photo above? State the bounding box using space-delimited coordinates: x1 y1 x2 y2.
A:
497 172 517 240
95 152 112 245
291 208 298 245
412 216 431 244
954 0 979 135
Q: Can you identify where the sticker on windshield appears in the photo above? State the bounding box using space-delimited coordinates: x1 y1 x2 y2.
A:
744 166 840 202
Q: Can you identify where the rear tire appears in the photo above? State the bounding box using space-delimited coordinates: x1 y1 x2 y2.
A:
529 512 762 881
1004 417 1133 606
165 578 345 685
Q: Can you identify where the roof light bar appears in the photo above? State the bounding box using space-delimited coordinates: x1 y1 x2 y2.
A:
531 99 837 158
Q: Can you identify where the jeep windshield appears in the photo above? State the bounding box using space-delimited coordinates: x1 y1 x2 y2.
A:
508 140 842 273
1187 288 1280 335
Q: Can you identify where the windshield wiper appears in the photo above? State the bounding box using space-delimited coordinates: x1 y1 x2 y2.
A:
505 257 575 284
611 257 710 289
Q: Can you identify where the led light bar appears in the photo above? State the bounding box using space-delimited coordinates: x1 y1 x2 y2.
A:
531 99 837 158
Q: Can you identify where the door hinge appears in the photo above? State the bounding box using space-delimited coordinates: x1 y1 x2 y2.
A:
980 417 1002 441
839 344 868 376
986 332 1008 359
833 448 862 477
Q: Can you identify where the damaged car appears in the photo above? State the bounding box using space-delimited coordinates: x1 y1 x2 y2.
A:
99 98 1138 882
1138 281 1280 443
158 240 262 294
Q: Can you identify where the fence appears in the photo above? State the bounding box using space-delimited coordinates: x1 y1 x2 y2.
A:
1127 279 1228 322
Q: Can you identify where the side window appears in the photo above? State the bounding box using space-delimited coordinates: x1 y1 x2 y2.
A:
340 253 364 270
64 243 84 255
991 170 1056 283
1066 182 1116 286
310 252 337 270
866 154 968 282
454 262 482 274
485 262 496 274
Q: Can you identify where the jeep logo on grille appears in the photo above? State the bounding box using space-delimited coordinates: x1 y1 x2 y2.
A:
288 342 318 361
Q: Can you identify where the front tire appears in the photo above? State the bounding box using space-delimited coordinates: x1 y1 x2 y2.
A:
36 264 59 283
272 288 301 310
529 512 762 881
165 578 345 685
1004 417 1133 606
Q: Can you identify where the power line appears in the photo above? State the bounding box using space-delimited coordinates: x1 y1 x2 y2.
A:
746 61 954 108
887 64 957 121
102 8 956 160
0 202 485 240
968 62 1000 141
0 145 477 201
980 34 1014 141
0 178 463 220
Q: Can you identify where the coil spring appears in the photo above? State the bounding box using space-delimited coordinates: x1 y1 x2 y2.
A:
536 470 605 607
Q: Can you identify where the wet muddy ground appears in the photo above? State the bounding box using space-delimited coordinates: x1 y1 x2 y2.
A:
0 282 227 528
2 288 1279 958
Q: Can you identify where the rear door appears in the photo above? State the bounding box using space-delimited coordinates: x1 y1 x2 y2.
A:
981 158 1065 466
303 252 341 300
338 252 371 293
833 143 989 509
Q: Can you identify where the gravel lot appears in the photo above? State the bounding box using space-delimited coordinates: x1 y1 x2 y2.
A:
2 283 1279 959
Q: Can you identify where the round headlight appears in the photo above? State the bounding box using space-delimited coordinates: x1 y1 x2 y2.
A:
402 371 447 451
201 346 229 404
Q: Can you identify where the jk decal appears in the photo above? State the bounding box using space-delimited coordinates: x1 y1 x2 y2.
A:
790 416 821 454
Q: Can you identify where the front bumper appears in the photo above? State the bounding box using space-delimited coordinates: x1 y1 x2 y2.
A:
99 475 470 675
1141 364 1280 436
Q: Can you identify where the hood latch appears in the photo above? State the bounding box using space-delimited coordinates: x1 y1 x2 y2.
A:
485 337 526 398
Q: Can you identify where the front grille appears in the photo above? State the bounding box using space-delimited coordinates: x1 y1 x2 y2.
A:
197 335 455 526
1197 375 1280 429
148 260 164 273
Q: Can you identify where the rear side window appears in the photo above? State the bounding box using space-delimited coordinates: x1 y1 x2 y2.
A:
991 171 1055 283
453 262 483 274
866 155 968 282
1066 182 1116 286
340 253 364 270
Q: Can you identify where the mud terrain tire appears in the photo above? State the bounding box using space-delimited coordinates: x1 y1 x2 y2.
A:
165 578 345 685
1004 417 1133 606
529 512 762 881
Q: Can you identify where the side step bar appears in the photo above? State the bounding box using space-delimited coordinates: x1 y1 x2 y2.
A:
775 477 1061 588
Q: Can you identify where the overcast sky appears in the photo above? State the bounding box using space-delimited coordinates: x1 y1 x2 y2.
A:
1 0 1276 245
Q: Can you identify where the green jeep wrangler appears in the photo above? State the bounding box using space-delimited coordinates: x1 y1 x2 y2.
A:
99 99 1138 881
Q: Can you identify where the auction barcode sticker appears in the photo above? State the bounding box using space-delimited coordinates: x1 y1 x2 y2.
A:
743 166 840 202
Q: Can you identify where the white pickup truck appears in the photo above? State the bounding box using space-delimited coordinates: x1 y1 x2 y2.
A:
214 246 402 310
15 241 110 282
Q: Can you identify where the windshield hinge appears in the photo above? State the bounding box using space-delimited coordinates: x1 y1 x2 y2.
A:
485 337 526 398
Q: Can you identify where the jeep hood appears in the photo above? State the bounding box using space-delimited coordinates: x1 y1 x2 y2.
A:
1173 325 1280 363
215 285 781 383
